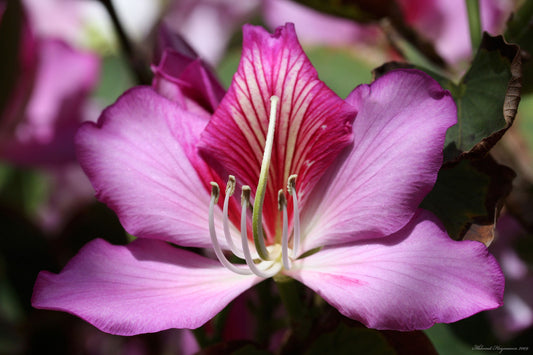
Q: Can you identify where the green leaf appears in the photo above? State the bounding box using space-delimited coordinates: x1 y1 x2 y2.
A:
421 157 515 240
305 323 395 355
421 160 488 239
443 34 521 162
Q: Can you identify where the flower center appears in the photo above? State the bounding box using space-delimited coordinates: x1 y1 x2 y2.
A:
208 96 301 278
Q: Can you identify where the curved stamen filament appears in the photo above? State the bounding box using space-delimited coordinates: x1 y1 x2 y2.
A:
288 175 300 258
252 96 280 260
278 190 291 270
209 182 252 275
242 186 281 278
222 175 245 258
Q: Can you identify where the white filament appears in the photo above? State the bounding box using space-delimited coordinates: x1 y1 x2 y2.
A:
222 176 245 258
280 191 291 270
288 175 300 258
209 183 252 275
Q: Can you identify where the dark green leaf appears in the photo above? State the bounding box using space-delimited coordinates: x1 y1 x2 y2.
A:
443 34 521 162
421 157 515 240
421 160 488 239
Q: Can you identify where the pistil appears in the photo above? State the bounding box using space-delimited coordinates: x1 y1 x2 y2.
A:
252 95 279 260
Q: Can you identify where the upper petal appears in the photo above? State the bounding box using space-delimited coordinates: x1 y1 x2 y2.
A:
32 238 260 335
287 210 504 331
302 69 456 251
76 86 231 248
198 23 356 241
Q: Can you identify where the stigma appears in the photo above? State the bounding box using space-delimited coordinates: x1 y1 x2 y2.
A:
207 96 301 278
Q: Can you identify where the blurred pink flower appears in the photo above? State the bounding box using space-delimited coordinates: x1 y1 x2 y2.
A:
488 214 533 340
397 0 513 64
262 0 382 46
0 1 100 231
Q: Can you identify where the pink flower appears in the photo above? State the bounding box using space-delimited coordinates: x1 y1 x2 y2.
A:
32 23 503 335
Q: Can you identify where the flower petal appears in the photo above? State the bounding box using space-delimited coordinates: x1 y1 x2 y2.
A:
287 210 504 331
32 238 260 335
302 69 456 250
152 23 225 114
199 23 356 241
76 86 232 248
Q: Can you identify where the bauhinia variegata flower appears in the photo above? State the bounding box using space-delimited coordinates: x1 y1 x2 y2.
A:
32 23 504 335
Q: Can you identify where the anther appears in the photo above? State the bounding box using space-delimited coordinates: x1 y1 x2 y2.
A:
288 175 300 258
222 176 244 258
278 190 291 270
209 182 252 275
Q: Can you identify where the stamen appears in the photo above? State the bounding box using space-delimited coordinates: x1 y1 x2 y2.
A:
278 190 291 270
242 186 280 278
209 182 252 275
288 175 300 258
222 175 244 258
252 95 280 260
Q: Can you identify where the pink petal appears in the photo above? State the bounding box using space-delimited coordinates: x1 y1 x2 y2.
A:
32 238 260 335
152 23 225 114
287 210 504 330
76 86 232 248
199 23 356 241
302 69 456 251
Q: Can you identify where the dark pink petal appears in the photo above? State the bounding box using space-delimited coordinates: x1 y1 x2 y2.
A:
302 69 456 251
32 238 259 335
76 86 232 248
288 210 504 331
152 23 225 114
199 23 356 241
152 49 225 114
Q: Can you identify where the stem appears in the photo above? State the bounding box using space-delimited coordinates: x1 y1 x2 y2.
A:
98 0 151 85
466 0 482 54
